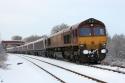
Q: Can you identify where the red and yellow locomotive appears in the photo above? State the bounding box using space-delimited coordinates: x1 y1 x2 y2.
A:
45 18 107 63
7 18 108 63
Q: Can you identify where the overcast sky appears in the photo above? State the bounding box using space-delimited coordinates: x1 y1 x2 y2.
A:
0 0 125 40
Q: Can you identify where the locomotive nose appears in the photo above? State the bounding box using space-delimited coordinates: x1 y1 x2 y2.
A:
79 36 107 49
91 41 95 45
89 41 98 49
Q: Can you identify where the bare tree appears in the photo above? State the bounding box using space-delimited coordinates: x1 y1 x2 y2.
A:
11 35 22 40
51 23 69 34
23 35 42 43
108 34 125 58
104 34 125 66
41 35 48 38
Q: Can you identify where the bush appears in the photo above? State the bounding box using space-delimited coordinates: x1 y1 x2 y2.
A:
102 34 125 66
0 44 8 68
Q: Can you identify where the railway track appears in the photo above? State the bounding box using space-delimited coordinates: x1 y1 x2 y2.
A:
21 56 66 83
112 65 125 68
84 64 125 75
19 55 106 83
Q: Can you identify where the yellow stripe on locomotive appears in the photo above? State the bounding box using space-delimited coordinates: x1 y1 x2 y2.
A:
78 36 107 49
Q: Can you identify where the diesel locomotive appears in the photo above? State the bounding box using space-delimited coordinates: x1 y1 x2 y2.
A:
7 18 108 63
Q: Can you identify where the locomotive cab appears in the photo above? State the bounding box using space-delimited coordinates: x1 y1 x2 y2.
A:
77 18 108 62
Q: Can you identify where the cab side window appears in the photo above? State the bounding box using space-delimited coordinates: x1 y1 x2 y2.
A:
47 38 51 46
64 34 71 44
72 29 78 38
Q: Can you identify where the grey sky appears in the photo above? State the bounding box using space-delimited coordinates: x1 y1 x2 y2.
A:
0 0 125 40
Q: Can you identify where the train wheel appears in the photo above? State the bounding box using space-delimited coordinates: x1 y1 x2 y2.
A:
74 55 77 62
71 55 76 62
50 51 54 58
62 52 66 59
74 55 80 64
53 53 57 59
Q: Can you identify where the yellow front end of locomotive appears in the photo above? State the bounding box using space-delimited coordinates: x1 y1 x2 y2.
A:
78 36 107 49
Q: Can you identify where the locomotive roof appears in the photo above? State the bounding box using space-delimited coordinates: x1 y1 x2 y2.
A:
49 18 105 37
49 18 105 38
71 18 105 29
48 28 70 38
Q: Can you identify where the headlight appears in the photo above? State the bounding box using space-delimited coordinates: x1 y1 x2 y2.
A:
80 45 84 47
102 43 106 48
83 50 89 54
103 43 106 46
101 49 106 53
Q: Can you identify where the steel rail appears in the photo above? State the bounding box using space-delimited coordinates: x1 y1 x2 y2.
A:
22 55 106 83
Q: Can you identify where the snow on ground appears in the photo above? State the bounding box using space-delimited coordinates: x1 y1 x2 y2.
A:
0 54 61 83
21 54 125 83
1 53 125 83
0 54 97 83
21 55 97 83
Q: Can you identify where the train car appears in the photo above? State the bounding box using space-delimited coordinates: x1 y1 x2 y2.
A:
17 46 23 54
26 42 34 55
7 47 15 53
33 38 46 56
